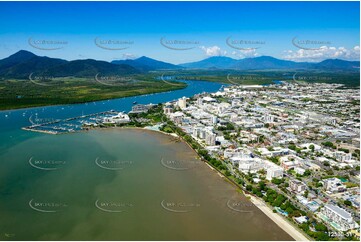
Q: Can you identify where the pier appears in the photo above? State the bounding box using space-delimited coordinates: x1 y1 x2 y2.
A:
22 110 119 135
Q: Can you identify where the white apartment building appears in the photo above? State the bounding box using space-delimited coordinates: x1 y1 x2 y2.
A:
178 97 187 109
322 178 347 194
320 204 358 231
103 112 130 124
289 179 306 193
334 151 352 162
266 166 284 181
205 130 216 146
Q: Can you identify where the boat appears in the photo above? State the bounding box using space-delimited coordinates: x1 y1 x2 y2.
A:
133 101 137 104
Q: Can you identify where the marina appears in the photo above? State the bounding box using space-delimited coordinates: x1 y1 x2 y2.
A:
22 110 121 134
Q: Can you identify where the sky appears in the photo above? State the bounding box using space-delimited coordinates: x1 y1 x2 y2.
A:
0 1 359 64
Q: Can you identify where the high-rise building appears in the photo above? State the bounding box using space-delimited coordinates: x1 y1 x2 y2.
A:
266 166 283 180
178 97 187 109
205 130 216 145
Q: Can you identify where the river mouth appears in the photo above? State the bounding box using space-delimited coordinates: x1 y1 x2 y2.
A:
0 128 293 241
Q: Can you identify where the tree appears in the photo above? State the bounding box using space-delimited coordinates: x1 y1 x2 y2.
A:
303 169 311 176
314 223 327 232
344 200 352 206
271 177 284 185
225 170 231 177
285 207 294 215
258 181 266 191
303 190 309 198
314 231 330 241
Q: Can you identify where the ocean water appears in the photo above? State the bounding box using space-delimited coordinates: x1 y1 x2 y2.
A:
0 81 292 240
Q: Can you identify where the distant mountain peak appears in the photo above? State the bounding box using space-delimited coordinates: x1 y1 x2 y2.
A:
112 56 181 71
8 50 36 60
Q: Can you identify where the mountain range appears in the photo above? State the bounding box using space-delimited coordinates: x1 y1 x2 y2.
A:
0 50 359 78
112 56 181 71
0 50 139 78
180 56 360 70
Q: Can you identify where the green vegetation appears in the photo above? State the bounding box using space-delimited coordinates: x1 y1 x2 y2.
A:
155 69 360 87
322 141 337 149
0 76 186 110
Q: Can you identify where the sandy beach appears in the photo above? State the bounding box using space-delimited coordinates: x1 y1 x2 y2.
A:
249 195 310 241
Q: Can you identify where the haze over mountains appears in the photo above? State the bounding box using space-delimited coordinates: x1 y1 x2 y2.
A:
0 50 359 78
111 56 181 71
180 56 360 70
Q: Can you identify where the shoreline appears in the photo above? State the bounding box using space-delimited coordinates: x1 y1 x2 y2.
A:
22 125 311 240
110 127 311 241
0 84 186 112
249 195 310 241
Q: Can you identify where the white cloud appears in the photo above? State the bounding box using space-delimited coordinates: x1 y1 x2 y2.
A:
122 53 138 60
283 46 360 62
232 49 260 58
200 45 227 56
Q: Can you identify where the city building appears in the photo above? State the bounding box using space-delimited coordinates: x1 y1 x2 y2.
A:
178 97 187 109
205 130 216 145
266 166 284 181
319 204 359 231
289 179 306 193
131 104 149 113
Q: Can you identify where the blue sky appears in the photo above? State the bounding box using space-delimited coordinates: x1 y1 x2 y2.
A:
0 1 359 64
